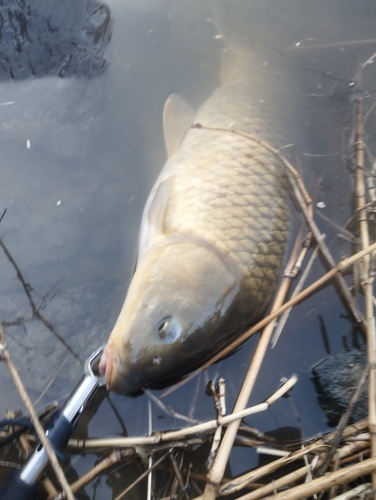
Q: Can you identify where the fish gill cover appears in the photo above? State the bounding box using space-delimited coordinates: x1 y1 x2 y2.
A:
0 0 112 79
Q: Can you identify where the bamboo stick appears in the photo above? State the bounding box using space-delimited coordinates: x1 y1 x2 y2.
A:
354 92 376 492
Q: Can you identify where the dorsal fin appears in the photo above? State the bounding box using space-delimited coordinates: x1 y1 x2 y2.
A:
137 176 172 263
163 93 194 157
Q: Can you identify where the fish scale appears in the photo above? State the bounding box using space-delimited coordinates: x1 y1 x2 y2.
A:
165 133 289 278
99 51 303 393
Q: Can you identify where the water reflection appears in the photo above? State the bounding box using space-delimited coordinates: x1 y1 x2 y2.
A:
0 0 375 498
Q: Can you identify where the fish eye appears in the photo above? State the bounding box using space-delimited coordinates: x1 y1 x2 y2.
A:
156 316 181 344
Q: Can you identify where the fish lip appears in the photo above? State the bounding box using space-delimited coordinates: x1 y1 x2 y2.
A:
99 343 120 392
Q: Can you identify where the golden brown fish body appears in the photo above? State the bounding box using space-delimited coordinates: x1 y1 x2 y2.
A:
100 50 301 393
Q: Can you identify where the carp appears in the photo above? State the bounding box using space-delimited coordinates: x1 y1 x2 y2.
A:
99 48 301 393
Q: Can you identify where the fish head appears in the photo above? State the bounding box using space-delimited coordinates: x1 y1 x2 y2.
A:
99 240 240 393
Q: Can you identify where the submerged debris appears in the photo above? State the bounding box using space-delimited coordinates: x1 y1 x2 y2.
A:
0 0 112 79
312 349 367 425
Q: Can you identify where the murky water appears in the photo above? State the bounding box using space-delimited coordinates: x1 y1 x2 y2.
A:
0 0 375 497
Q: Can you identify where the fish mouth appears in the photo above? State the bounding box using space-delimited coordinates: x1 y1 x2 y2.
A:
99 342 121 391
99 342 140 393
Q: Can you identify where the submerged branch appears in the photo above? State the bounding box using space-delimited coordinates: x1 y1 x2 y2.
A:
0 238 82 364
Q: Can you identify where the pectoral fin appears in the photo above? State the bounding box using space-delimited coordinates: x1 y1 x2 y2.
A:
137 176 172 263
163 93 195 157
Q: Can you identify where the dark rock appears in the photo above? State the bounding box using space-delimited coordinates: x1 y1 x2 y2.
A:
312 350 367 426
0 0 111 80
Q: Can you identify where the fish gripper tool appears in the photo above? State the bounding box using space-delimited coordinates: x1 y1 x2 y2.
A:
0 345 106 500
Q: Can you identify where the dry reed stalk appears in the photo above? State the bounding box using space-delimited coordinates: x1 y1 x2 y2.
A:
170 453 190 500
259 453 376 500
284 226 311 279
330 483 371 500
272 243 320 347
0 460 21 469
202 275 293 500
315 210 355 242
233 441 369 500
112 449 172 500
207 379 226 471
144 389 199 424
68 376 297 452
218 420 369 496
67 449 134 494
354 92 376 492
0 323 75 500
285 164 365 326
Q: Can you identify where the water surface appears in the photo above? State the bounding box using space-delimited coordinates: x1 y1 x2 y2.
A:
0 0 375 497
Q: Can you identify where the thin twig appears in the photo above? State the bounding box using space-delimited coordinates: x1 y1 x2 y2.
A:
33 358 67 407
285 164 365 326
207 379 226 472
0 323 75 500
0 208 7 223
271 244 320 347
144 389 199 424
315 210 356 242
68 449 134 494
0 238 82 364
113 449 172 500
170 453 190 500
